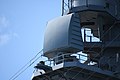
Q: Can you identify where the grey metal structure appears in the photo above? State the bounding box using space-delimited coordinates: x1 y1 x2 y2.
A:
44 13 83 58
32 0 120 80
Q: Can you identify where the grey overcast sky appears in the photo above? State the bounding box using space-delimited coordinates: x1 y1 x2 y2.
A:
0 0 61 80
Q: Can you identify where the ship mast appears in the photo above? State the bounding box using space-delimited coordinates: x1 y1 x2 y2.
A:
32 0 120 80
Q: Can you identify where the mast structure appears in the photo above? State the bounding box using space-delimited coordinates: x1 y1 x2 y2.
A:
32 0 120 80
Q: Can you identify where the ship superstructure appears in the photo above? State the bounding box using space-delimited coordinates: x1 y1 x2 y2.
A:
32 0 120 80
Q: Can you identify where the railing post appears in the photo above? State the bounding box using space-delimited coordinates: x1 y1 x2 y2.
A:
84 29 86 42
62 0 64 16
78 54 81 63
90 36 92 42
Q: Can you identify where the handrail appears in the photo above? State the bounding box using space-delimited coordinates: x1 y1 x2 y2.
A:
44 53 88 66
82 28 100 42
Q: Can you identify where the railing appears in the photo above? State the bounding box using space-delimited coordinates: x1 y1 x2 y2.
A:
62 0 72 16
82 28 100 42
44 53 89 67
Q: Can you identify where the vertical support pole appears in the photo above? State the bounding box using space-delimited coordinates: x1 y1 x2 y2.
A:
79 54 81 63
68 0 72 10
68 0 70 9
62 0 64 16
98 27 101 40
53 60 55 66
71 0 73 9
97 16 104 41
62 54 64 63
50 60 51 66
116 53 119 62
90 36 92 42
86 0 88 7
84 29 86 42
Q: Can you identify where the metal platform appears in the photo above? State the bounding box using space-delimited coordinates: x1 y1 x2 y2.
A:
32 53 120 80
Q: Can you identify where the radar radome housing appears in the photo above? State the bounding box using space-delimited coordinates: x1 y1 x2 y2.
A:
43 13 83 58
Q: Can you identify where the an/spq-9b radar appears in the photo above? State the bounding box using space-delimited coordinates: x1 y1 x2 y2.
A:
43 13 83 59
32 0 120 80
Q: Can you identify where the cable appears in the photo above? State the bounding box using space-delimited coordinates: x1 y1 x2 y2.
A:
84 22 120 80
70 28 120 80
85 21 117 53
11 55 42 80
9 21 119 80
62 21 120 80
9 49 43 80
85 32 120 80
